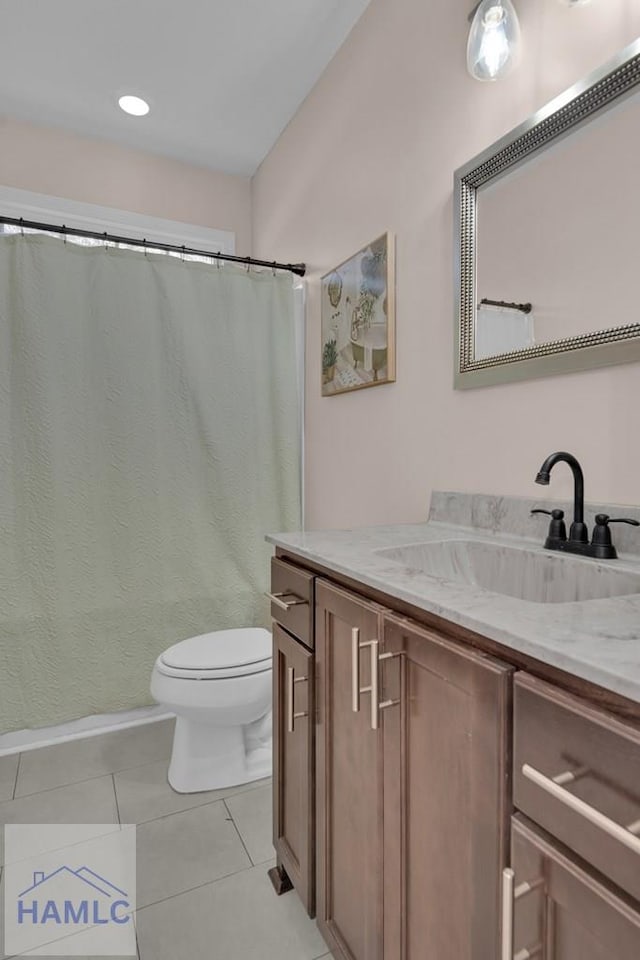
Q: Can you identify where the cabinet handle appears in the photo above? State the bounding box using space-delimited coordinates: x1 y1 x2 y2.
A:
266 591 308 611
352 629 400 729
501 868 514 960
501 867 544 960
352 628 361 713
522 763 640 855
286 666 308 733
369 640 400 731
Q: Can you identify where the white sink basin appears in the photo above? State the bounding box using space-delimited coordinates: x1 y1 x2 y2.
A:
375 539 640 604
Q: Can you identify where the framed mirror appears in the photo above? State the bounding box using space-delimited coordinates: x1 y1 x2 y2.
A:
454 37 640 388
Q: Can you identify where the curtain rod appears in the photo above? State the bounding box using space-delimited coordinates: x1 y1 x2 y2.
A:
0 215 306 277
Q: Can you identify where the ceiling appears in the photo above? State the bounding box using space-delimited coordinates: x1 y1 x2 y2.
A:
0 0 372 176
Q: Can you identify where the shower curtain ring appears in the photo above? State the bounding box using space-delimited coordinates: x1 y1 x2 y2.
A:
216 251 221 269
181 245 186 262
62 224 67 244
245 257 250 273
103 231 108 250
20 217 24 237
272 261 277 276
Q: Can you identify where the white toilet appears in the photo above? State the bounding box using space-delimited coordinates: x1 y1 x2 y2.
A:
150 627 272 793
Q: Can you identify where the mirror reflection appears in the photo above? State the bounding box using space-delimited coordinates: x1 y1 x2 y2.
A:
455 39 640 388
475 88 640 361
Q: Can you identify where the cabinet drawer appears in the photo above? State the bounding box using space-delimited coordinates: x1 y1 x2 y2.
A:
509 815 640 960
269 558 314 649
514 672 640 902
272 623 314 915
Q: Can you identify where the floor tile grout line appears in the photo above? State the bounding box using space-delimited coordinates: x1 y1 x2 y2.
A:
112 772 122 825
121 779 272 829
1 778 271 846
11 752 21 800
1 827 122 873
9 760 268 808
8 766 161 803
10 754 175 802
135 858 258 914
222 797 257 865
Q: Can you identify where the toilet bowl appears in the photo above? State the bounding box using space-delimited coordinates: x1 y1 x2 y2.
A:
150 627 272 793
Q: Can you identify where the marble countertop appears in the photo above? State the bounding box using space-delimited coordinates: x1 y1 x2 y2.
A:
267 493 640 705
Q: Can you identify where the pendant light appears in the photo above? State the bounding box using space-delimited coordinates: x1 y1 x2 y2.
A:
467 0 522 82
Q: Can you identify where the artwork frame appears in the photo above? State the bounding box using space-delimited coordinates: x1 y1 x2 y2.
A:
320 232 395 396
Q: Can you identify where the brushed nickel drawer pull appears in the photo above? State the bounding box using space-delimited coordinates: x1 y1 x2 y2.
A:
359 641 400 731
286 666 308 733
501 868 515 960
352 628 361 713
523 763 640 855
371 644 400 731
266 591 308 611
514 947 542 960
354 638 376 717
352 634 400 729
552 765 590 786
502 868 544 960
369 640 380 731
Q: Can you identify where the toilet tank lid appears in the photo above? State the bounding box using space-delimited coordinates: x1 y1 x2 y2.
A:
160 628 272 672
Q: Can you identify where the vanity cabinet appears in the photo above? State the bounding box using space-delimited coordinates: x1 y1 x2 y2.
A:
271 622 314 913
506 672 640 960
315 579 512 960
268 559 315 916
314 581 389 960
513 673 640 903
510 816 640 960
270 550 640 959
383 613 512 960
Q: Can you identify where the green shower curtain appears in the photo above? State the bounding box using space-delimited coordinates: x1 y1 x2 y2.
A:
0 234 301 733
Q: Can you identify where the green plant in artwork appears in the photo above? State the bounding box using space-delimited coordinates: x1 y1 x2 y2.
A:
351 238 387 338
322 338 338 371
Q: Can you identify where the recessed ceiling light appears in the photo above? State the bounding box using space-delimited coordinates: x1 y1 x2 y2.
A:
118 95 150 117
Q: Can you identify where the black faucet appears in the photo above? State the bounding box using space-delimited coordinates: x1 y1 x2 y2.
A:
535 451 588 544
532 451 639 559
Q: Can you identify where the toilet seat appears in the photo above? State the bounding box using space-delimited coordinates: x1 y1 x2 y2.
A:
156 627 271 680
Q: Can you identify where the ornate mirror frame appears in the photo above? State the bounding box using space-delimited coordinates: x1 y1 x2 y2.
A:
454 37 640 389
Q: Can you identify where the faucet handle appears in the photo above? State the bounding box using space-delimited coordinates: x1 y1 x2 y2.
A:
595 514 640 527
590 514 640 558
531 508 566 543
592 514 640 542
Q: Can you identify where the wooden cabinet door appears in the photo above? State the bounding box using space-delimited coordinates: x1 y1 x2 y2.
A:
511 815 640 959
383 614 513 960
272 622 314 914
315 579 387 960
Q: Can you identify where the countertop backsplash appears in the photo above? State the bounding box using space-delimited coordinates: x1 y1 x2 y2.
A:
429 491 640 559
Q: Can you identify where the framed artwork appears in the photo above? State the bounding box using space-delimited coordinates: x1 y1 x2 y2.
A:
320 232 395 396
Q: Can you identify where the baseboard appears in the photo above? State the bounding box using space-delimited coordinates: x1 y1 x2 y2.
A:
0 704 175 757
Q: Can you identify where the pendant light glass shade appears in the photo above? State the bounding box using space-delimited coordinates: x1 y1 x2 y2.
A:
467 0 522 82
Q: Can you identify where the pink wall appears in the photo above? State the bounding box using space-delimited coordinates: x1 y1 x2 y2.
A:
252 0 640 529
0 116 252 253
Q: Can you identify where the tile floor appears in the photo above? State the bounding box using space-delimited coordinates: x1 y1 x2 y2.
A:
0 719 330 960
